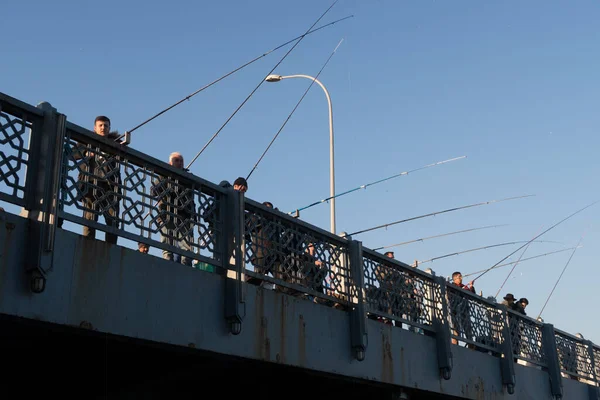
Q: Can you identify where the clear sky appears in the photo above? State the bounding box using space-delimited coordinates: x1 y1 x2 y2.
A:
3 0 600 342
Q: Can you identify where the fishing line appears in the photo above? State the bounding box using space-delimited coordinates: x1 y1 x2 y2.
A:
472 200 600 282
246 38 344 181
537 227 589 319
118 14 353 142
186 0 340 170
289 156 466 215
462 247 582 278
345 194 534 237
372 224 508 251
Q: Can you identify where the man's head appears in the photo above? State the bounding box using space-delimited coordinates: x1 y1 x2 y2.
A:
94 116 111 136
503 293 516 304
263 201 273 208
518 298 529 309
138 242 149 254
169 152 184 169
452 271 463 285
384 251 394 259
233 177 248 193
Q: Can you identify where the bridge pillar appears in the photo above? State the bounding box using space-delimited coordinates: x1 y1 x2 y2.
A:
19 102 66 293
542 323 564 399
433 276 453 380
499 305 516 394
349 239 367 361
224 187 245 334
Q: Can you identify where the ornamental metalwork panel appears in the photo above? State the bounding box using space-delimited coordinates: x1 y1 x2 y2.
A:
507 312 546 366
555 332 594 379
0 106 34 206
244 202 351 304
363 255 438 330
59 128 223 262
446 285 504 351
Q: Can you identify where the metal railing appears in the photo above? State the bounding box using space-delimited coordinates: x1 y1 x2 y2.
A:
1 91 599 392
0 94 41 207
58 121 227 268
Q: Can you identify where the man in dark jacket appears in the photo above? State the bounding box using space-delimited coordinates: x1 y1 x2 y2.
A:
75 116 122 244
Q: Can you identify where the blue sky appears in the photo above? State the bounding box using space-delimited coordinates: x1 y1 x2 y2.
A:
3 0 600 342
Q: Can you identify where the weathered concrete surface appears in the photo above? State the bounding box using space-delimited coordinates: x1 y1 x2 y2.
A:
0 213 593 399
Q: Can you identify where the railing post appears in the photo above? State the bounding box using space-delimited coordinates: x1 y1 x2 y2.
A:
433 276 453 380
223 187 245 335
542 323 564 399
19 102 65 294
499 305 516 394
585 340 599 400
348 239 367 361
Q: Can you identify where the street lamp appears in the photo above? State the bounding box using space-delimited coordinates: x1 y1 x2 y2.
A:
265 74 336 234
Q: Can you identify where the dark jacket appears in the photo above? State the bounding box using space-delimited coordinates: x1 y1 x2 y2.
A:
74 132 122 202
151 176 196 223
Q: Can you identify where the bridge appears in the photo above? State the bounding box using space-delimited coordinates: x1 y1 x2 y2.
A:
0 91 598 399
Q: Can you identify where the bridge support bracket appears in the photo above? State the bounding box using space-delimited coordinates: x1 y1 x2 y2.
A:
348 239 367 361
499 306 516 395
224 188 246 335
433 276 453 380
542 323 564 399
20 103 66 293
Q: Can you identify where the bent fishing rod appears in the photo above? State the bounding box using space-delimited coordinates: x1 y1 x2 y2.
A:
288 156 467 216
186 0 340 170
246 38 344 181
462 246 582 279
345 194 535 237
537 229 588 319
417 240 563 265
373 224 508 251
117 13 353 143
471 199 600 283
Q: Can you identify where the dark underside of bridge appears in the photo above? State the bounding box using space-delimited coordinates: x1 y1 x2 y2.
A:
1 314 463 400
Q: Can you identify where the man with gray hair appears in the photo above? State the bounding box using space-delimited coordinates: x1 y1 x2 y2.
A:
152 152 196 265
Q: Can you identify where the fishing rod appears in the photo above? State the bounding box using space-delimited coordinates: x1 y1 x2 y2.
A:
417 240 563 265
246 38 344 181
186 0 340 170
372 224 508 251
462 246 583 278
345 194 535 237
471 199 600 283
116 14 354 143
288 155 466 216
493 225 544 298
537 229 588 319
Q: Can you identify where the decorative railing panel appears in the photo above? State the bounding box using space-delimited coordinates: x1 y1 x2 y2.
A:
0 95 41 206
244 199 352 305
555 331 595 380
59 124 226 266
507 311 546 367
446 286 505 352
362 253 440 333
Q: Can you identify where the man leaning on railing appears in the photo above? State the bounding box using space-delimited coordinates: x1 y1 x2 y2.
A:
151 152 196 266
73 116 122 244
